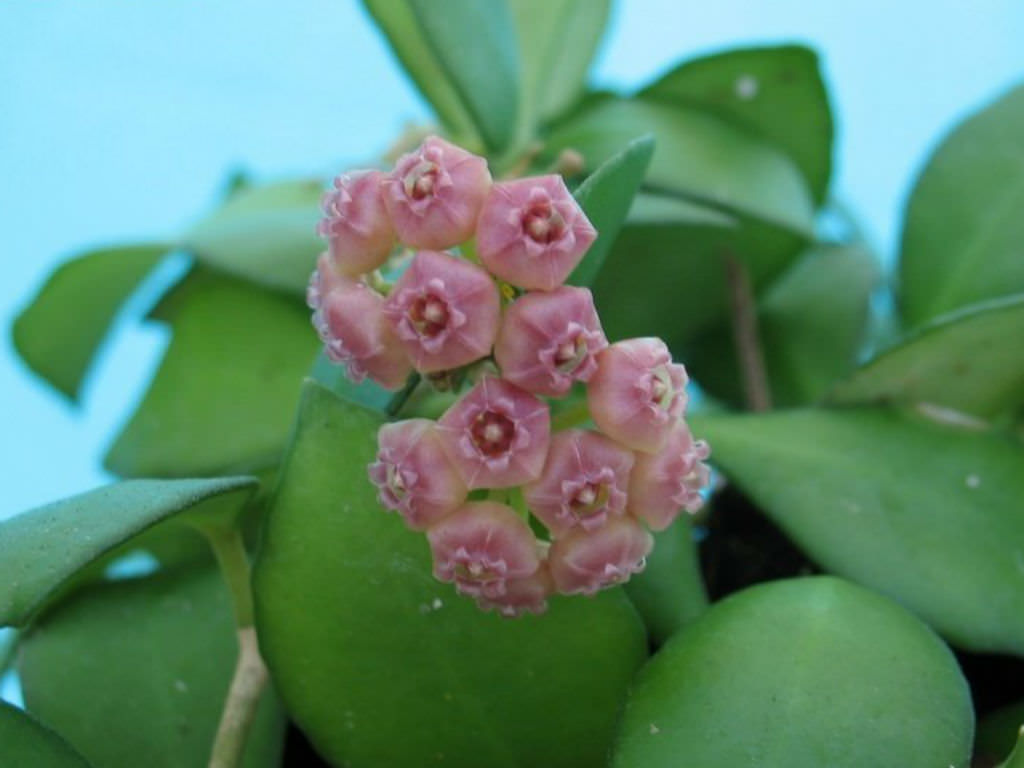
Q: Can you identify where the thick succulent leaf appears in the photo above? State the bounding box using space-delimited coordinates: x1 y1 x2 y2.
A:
692 407 1024 655
0 476 255 628
183 180 323 296
0 701 91 768
642 45 833 204
899 82 1024 327
977 701 1024 768
623 517 708 647
829 294 1024 419
687 244 880 407
545 98 816 237
11 244 167 401
592 195 804 351
254 382 647 768
17 567 284 768
104 269 317 477
613 577 973 768
568 134 655 287
511 0 611 126
1004 731 1024 768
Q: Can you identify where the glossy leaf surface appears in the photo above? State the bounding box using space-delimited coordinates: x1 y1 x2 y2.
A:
17 567 284 768
0 702 91 768
899 82 1024 327
613 577 973 768
12 244 167 401
693 407 1024 654
0 476 255 627
569 134 655 287
183 180 323 296
688 244 879 407
254 382 647 768
104 269 317 477
642 45 833 203
829 294 1024 419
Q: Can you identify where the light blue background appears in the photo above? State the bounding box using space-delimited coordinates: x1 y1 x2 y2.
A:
1 0 1023 524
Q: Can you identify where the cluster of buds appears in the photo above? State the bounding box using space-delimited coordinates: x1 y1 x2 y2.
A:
309 135 710 618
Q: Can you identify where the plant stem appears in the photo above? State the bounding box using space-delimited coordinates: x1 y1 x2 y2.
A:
724 252 771 412
201 524 269 768
386 372 422 418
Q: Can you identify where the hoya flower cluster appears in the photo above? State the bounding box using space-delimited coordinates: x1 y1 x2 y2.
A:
308 136 710 618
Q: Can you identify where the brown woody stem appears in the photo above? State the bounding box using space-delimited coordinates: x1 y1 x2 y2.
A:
724 253 771 412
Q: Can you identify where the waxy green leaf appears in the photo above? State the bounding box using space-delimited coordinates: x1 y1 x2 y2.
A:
0 702 91 768
12 244 167 401
511 0 611 126
642 45 833 203
183 180 323 296
546 98 816 237
104 269 317 477
0 476 255 628
829 294 1024 419
1001 727 1024 768
688 244 880 407
569 134 655 287
613 577 973 768
254 382 647 768
17 567 284 768
693 407 1024 654
899 82 1024 327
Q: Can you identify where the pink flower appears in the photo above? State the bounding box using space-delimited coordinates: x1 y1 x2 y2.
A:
367 419 468 530
523 429 634 536
437 377 550 489
628 421 711 530
548 518 653 596
382 136 492 249
383 250 500 374
427 502 541 599
587 338 689 453
306 252 350 311
476 175 597 291
475 565 553 618
315 280 412 390
494 286 607 397
317 171 395 275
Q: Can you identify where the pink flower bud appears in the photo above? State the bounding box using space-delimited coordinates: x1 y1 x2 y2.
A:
548 517 653 596
315 280 412 390
384 250 500 374
367 419 468 530
382 136 492 249
317 170 395 275
587 338 689 454
523 429 634 536
476 175 597 291
494 286 608 397
475 565 553 618
427 501 541 599
628 421 711 530
437 377 551 489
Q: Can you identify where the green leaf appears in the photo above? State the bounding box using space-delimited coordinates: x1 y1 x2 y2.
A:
0 701 91 768
642 45 833 204
692 407 1024 655
1003 729 1024 768
254 382 647 768
592 196 804 351
183 180 323 296
612 577 973 768
977 701 1024 768
310 349 393 414
0 476 255 628
104 269 318 477
511 0 611 126
623 517 708 647
11 244 167 401
545 98 816 237
17 567 284 768
829 294 1024 420
687 244 880 407
568 134 655 287
899 82 1024 327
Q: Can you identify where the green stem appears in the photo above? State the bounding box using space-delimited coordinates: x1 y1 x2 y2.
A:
199 523 268 768
386 372 422 418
